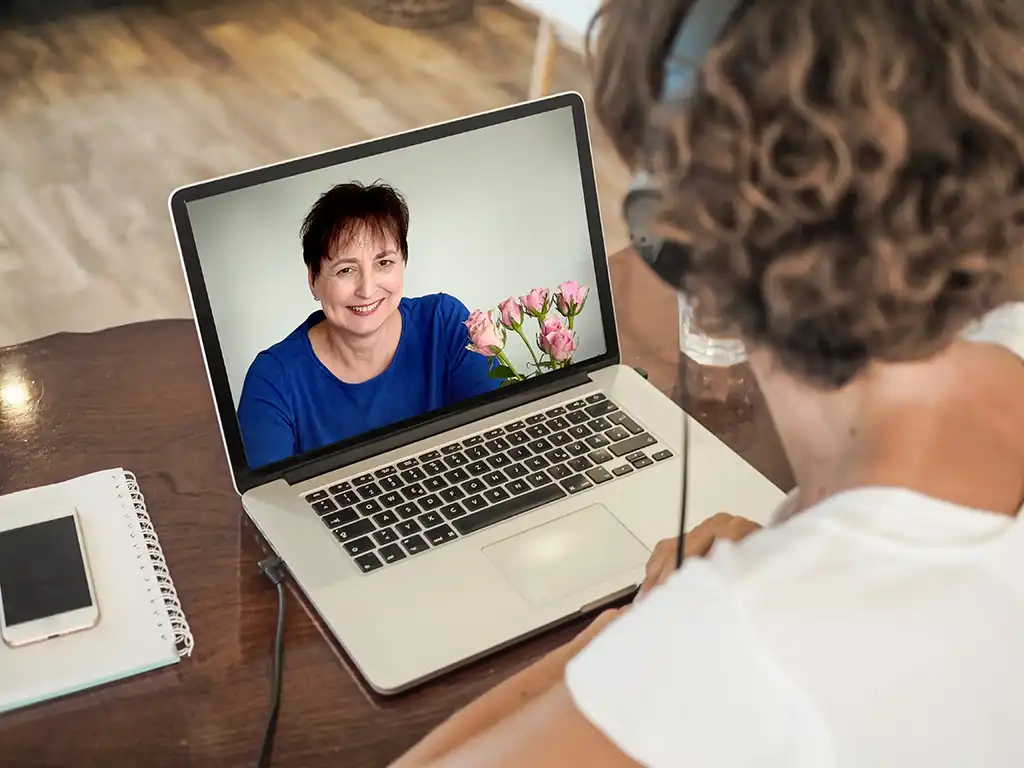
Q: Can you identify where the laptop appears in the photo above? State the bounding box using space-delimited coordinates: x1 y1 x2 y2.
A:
168 92 784 694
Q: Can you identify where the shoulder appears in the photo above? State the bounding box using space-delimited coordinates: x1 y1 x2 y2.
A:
962 302 1024 360
244 315 317 386
403 293 471 326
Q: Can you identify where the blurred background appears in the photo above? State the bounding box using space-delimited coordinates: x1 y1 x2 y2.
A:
0 0 631 348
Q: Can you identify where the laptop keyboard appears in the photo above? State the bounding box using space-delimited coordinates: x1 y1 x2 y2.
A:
301 393 673 575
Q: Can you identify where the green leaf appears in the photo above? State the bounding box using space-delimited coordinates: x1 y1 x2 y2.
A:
499 378 517 388
488 365 516 379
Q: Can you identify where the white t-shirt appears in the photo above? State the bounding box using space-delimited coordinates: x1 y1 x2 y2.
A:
565 304 1024 767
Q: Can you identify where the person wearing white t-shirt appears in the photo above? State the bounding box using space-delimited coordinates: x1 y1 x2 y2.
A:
390 0 1024 766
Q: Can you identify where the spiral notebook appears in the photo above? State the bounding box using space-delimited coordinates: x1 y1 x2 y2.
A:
0 468 193 715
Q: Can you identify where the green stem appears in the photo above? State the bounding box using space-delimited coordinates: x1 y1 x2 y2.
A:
568 314 575 331
514 326 541 370
496 350 522 380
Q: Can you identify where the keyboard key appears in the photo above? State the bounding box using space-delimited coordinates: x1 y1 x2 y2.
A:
462 477 487 494
439 486 465 502
568 425 592 439
548 416 570 431
396 458 418 470
419 494 443 511
379 543 407 564
609 433 658 457
617 416 644 434
585 399 618 417
380 491 404 508
566 410 589 425
401 467 426 483
379 475 403 492
508 446 531 461
483 471 507 487
419 510 444 528
373 528 399 545
632 456 654 468
452 483 567 535
467 461 490 476
526 423 550 438
507 479 531 495
524 455 548 472
396 519 422 536
585 393 607 404
424 476 447 493
355 500 382 516
441 502 466 520
567 441 589 456
525 413 546 425
444 453 468 468
527 439 553 454
402 483 426 499
312 498 338 515
549 432 572 446
484 428 505 439
585 466 613 484
395 503 419 520
653 449 674 461
567 399 586 410
586 434 610 449
372 510 399 527
507 430 530 446
605 426 631 442
613 464 634 476
548 464 572 480
561 475 592 494
322 508 359 529
484 486 511 504
545 448 570 464
419 450 441 462
305 490 329 503
487 453 512 468
441 443 461 455
464 494 488 512
464 445 488 461
423 460 447 475
526 471 552 487
425 524 458 547
463 434 484 446
328 481 352 495
401 534 430 555
506 420 526 431
344 537 375 557
545 406 566 418
358 483 383 499
444 467 470 484
589 449 613 464
353 474 374 486
334 490 360 507
485 437 511 452
590 417 613 432
505 463 529 479
568 456 593 472
374 466 397 478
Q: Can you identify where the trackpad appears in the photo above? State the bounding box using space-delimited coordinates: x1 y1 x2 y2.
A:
481 504 650 608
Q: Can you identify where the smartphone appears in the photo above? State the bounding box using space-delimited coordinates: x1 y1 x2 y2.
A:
0 506 100 648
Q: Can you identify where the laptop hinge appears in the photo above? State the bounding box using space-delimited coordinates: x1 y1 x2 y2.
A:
283 370 593 486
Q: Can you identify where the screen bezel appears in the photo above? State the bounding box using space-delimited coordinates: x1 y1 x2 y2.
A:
0 510 99 647
169 91 620 494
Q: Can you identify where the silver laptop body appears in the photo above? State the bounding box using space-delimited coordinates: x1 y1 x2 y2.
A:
169 92 784 694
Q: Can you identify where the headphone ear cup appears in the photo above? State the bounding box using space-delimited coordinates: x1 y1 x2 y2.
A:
623 185 693 291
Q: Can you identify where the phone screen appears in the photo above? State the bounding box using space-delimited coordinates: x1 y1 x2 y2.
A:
0 515 93 627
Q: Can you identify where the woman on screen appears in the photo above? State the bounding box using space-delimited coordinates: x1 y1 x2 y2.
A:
237 181 499 467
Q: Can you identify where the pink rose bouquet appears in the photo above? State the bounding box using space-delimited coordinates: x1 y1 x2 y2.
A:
465 280 589 385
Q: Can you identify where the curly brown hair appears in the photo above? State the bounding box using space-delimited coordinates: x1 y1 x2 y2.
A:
589 0 1024 387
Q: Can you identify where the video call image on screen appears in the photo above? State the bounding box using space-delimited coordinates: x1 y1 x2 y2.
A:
186 107 607 469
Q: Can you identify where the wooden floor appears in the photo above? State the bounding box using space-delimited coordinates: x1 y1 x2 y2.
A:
0 0 631 347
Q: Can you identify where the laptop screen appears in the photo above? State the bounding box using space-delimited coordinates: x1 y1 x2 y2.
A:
174 96 614 480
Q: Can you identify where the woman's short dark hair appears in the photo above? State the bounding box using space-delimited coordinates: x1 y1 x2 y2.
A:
589 0 1024 388
301 181 410 278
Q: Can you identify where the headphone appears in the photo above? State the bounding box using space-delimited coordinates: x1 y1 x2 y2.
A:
621 0 747 569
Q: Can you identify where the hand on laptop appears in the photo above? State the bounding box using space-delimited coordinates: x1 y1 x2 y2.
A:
635 513 762 601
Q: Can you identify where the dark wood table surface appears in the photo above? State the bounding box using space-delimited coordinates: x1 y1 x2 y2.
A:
0 249 792 768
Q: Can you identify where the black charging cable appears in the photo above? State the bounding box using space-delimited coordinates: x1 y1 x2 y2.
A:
257 556 287 768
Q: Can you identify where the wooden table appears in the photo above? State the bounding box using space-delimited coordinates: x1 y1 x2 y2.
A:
0 250 792 767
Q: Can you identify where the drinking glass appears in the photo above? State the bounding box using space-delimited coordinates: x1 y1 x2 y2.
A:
677 293 750 405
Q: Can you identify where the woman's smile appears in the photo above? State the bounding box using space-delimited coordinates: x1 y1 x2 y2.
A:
347 298 385 316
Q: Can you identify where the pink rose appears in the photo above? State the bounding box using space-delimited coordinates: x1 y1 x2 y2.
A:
539 324 577 363
539 317 563 337
464 309 505 357
554 280 589 316
497 297 523 329
519 287 550 317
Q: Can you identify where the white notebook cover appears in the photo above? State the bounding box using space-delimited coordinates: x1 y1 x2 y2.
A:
0 468 193 714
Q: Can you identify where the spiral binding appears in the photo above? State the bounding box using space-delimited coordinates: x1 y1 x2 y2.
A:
119 471 194 658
